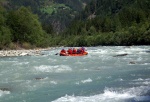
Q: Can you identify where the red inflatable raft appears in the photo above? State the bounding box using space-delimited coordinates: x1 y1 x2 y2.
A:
60 52 88 56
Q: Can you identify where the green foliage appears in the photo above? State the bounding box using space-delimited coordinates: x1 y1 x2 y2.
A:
0 6 12 49
57 0 150 46
0 5 54 49
7 6 49 47
0 26 11 49
1 0 150 49
0 6 5 25
8 42 16 49
41 3 70 15
22 42 33 49
9 0 91 33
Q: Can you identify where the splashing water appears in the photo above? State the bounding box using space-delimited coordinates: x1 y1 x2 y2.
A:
0 46 150 102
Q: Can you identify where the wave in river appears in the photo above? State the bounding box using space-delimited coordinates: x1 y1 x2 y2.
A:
0 90 10 97
52 85 150 102
34 65 72 73
75 78 93 85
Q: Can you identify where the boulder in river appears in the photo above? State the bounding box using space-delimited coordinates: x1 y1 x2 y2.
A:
129 61 136 64
113 53 128 57
35 77 45 80
0 88 10 91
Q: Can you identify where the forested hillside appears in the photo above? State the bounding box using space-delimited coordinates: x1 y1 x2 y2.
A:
0 0 91 49
56 0 150 46
0 0 150 49
0 0 52 49
8 0 91 33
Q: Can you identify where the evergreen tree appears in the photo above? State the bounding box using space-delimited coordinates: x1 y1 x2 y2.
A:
7 6 47 46
0 6 11 49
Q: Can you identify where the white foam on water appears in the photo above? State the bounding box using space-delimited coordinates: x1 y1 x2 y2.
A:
18 78 53 92
106 76 112 79
18 79 56 92
81 78 92 83
115 78 124 81
0 90 10 97
34 65 72 73
113 46 149 56
130 78 150 85
76 78 92 85
96 76 101 80
133 78 144 81
48 58 57 62
87 46 149 58
88 48 114 56
124 46 145 53
0 60 18 63
13 62 29 66
52 85 150 102
50 81 57 85
52 89 134 102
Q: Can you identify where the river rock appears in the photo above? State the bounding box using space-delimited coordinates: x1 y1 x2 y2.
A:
35 77 45 80
145 50 150 53
129 61 136 64
0 88 10 91
113 53 128 57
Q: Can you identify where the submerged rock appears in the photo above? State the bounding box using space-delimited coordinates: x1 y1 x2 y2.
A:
0 88 10 91
35 77 45 80
113 53 128 57
129 61 136 64
145 50 150 53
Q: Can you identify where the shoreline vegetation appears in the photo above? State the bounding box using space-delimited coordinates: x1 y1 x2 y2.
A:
0 1 150 50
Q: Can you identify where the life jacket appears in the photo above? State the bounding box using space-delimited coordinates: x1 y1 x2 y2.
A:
72 48 77 54
77 49 81 54
81 47 85 53
61 49 66 53
67 49 72 54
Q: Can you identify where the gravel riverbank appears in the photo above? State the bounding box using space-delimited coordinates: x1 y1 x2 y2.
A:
0 48 53 57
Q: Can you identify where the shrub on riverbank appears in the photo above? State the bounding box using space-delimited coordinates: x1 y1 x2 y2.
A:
0 6 52 50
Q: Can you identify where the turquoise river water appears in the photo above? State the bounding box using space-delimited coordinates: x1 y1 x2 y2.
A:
0 46 150 102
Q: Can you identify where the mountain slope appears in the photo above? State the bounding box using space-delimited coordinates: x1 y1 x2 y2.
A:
61 0 150 46
7 0 91 33
83 0 150 19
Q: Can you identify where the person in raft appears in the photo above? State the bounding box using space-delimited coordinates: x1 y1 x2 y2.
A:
77 47 85 54
77 48 81 54
72 48 77 54
81 47 85 53
60 49 66 53
81 47 85 52
67 48 73 54
71 47 85 54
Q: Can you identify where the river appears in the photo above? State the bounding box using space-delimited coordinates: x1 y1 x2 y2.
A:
0 46 150 102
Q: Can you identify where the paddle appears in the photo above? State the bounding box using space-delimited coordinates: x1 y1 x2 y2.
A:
55 53 59 55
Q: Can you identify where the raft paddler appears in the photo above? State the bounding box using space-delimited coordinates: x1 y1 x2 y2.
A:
72 48 77 54
67 48 73 54
60 49 66 53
